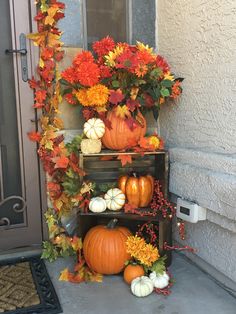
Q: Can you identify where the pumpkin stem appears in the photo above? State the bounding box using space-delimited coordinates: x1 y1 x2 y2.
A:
106 218 118 229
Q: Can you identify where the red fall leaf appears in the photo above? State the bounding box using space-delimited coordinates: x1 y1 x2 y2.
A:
28 77 39 89
126 99 140 112
33 102 45 109
82 108 95 120
124 203 137 213
109 89 125 105
41 47 54 60
47 181 62 199
69 161 86 176
125 117 139 131
54 50 64 61
35 90 47 103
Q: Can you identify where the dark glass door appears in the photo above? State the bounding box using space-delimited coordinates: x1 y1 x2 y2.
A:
0 0 42 251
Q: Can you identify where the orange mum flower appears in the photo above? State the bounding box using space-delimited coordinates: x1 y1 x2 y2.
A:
61 66 76 84
136 50 156 65
171 81 182 99
86 84 109 106
75 62 100 87
73 51 94 66
135 64 148 77
93 36 115 57
75 89 90 106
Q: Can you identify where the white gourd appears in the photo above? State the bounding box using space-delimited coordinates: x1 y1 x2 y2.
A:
104 188 126 211
149 271 169 289
84 118 105 140
131 276 154 297
89 197 107 213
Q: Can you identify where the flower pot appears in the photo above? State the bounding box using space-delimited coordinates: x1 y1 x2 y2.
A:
102 110 146 150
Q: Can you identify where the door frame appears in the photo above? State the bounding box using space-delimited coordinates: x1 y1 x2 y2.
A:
29 0 49 242
0 0 42 250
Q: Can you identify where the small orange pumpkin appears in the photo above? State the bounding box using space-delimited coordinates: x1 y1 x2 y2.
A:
124 264 145 284
118 173 154 208
102 109 146 150
83 219 132 275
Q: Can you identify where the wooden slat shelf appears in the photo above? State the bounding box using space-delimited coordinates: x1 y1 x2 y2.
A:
79 149 167 157
78 210 166 222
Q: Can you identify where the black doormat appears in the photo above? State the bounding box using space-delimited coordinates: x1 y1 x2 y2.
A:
0 255 62 314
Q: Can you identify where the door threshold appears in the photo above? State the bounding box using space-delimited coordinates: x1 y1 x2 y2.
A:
0 245 42 262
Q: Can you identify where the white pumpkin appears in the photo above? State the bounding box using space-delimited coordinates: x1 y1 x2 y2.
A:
104 188 125 211
131 276 154 297
84 118 105 140
89 197 107 213
149 271 169 289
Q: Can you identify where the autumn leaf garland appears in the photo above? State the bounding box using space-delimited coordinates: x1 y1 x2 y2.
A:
27 1 103 283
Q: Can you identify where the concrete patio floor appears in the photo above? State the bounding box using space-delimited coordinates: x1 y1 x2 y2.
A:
46 253 236 314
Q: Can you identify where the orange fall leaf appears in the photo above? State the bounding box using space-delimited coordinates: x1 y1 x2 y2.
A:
27 131 41 142
117 154 133 167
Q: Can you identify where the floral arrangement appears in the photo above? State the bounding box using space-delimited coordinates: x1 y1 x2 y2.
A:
61 36 183 127
27 0 191 291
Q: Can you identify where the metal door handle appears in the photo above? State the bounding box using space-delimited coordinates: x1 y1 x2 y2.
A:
5 48 27 56
4 33 28 82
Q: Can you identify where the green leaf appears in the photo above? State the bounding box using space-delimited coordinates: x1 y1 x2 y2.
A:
150 256 167 275
66 134 83 153
62 178 81 196
112 80 120 88
66 168 76 179
135 79 146 86
40 0 49 12
152 105 160 121
150 68 162 80
153 87 160 99
161 80 174 88
175 77 184 82
41 241 59 262
60 78 71 86
92 182 116 197
160 88 170 97
61 88 73 96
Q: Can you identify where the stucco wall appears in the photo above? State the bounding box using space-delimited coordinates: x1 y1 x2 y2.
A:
158 0 236 281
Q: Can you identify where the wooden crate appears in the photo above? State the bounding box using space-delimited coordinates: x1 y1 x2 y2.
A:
79 150 169 197
77 150 172 266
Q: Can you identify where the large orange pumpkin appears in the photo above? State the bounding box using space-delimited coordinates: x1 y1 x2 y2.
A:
123 264 145 284
118 173 154 207
102 109 146 150
83 219 132 275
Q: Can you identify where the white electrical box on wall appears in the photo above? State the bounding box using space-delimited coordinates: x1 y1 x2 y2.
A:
176 198 207 223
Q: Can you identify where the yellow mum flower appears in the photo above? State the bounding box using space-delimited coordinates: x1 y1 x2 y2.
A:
164 71 174 81
148 136 160 149
126 235 159 267
75 89 91 106
136 41 154 55
87 84 109 107
105 46 124 67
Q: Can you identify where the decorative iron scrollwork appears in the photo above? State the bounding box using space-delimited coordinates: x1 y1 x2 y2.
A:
0 217 10 226
0 196 26 227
